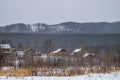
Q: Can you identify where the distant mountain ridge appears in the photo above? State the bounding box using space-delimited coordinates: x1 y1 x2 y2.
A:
0 21 120 34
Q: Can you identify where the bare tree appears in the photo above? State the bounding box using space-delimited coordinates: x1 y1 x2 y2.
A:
42 39 54 54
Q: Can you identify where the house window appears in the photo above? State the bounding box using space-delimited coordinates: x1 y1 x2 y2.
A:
3 49 9 52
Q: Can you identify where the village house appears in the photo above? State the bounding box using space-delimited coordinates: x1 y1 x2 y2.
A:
22 48 37 68
50 48 67 56
15 51 25 68
82 52 101 66
0 44 11 54
0 44 17 70
0 44 14 62
70 48 101 67
16 48 43 68
71 48 86 56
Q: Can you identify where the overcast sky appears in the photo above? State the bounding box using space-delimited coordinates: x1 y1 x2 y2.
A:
0 0 120 26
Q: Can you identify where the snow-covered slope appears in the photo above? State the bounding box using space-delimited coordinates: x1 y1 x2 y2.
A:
0 21 120 34
0 72 120 80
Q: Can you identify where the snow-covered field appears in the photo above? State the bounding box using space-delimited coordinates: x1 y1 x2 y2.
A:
0 72 120 80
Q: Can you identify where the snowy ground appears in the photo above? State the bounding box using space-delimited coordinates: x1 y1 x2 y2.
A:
0 72 120 80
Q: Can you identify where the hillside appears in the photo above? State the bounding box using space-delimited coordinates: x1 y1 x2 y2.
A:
0 21 120 34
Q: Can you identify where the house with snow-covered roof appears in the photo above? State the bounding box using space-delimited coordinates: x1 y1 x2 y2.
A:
50 48 67 56
82 53 95 58
0 44 11 54
82 52 101 66
0 44 17 69
71 48 86 56
0 44 17 58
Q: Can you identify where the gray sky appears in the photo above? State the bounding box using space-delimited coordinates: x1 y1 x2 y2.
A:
0 0 120 26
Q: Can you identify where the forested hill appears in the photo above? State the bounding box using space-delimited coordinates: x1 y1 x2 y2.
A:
0 21 120 34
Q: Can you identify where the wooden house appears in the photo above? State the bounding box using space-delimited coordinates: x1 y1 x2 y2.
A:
0 44 16 69
71 48 86 56
0 44 13 60
0 44 11 54
82 53 101 66
50 48 67 56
